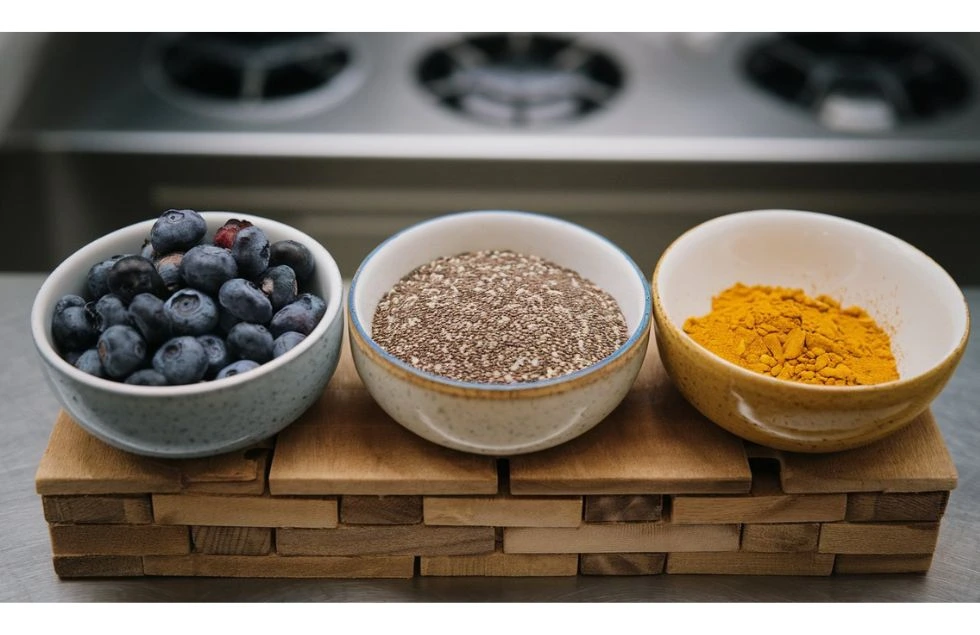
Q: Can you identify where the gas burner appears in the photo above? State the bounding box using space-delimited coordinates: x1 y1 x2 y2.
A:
143 32 363 120
417 33 624 126
744 33 972 132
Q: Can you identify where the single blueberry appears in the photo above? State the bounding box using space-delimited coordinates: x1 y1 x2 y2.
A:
213 218 253 250
97 325 148 380
231 225 270 279
165 288 219 336
269 239 315 282
92 294 131 331
226 322 274 363
180 244 238 295
128 293 172 345
152 336 209 385
216 359 260 380
124 369 169 385
150 209 207 254
219 278 273 324
107 255 167 303
257 265 298 311
154 251 185 294
86 255 126 300
74 348 107 378
197 334 232 379
273 331 306 358
52 295 99 353
269 293 327 337
55 294 87 314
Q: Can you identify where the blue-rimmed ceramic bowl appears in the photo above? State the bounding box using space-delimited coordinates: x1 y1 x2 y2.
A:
347 210 651 456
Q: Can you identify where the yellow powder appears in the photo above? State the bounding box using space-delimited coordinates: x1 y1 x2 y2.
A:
682 283 899 386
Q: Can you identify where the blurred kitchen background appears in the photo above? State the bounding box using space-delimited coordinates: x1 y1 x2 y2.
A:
2 32 980 282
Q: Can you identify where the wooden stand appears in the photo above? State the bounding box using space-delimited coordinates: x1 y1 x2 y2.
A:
35 337 957 578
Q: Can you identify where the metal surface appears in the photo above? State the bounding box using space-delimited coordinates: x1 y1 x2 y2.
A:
2 273 977 602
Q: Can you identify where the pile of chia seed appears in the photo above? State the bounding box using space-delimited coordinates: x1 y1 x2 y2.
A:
371 250 629 384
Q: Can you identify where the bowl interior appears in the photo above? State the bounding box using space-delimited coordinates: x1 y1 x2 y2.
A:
655 210 968 380
350 210 650 345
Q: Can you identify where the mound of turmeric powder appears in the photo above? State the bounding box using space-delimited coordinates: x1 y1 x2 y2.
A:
682 283 899 386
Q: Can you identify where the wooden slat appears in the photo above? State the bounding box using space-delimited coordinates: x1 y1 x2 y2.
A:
424 495 582 527
580 553 666 575
178 447 271 495
49 524 190 556
667 552 835 576
143 554 415 578
509 339 752 495
43 495 153 524
846 491 950 522
154 493 338 528
340 496 422 525
191 526 272 555
53 555 144 578
741 523 820 553
584 495 663 523
420 550 578 576
834 554 934 574
278 525 496 556
818 522 940 554
503 523 740 554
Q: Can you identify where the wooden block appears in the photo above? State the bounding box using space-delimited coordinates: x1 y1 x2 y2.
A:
667 552 835 575
846 491 950 522
268 340 498 495
741 524 820 553
191 526 272 555
580 553 666 575
49 524 190 556
834 554 934 574
503 523 740 554
278 525 496 556
818 522 940 554
52 555 144 578
584 495 662 523
341 496 422 525
509 339 752 495
154 493 338 528
774 411 958 494
424 495 582 527
421 550 578 576
143 554 415 578
43 495 152 524
178 447 271 495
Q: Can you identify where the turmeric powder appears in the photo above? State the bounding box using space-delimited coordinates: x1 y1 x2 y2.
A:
682 283 899 386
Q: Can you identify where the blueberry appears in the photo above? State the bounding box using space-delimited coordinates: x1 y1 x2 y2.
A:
216 359 260 380
226 322 274 363
213 218 253 250
231 225 270 279
52 295 99 353
92 294 131 331
86 255 126 300
154 251 185 294
257 265 298 311
55 294 87 314
269 239 315 282
197 334 232 378
150 209 206 254
273 331 306 358
165 288 219 336
97 325 148 380
107 255 167 303
180 244 238 295
152 336 209 385
219 278 273 324
74 348 106 378
128 293 172 345
270 293 326 337
124 369 169 386
63 349 84 366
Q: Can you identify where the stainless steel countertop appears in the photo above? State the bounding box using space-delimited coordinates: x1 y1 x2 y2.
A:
2 272 977 602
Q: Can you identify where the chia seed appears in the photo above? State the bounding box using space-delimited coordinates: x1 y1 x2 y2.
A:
371 250 629 384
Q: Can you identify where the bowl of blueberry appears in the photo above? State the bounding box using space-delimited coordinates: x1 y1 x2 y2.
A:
30 209 344 458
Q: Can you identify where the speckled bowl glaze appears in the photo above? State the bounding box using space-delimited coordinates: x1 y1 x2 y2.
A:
30 212 345 459
653 209 970 453
348 210 651 456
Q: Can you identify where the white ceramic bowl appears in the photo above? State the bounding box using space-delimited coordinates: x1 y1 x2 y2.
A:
653 209 970 452
31 212 345 458
348 210 652 456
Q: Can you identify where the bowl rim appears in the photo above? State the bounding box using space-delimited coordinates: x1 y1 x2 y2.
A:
652 208 971 394
30 211 344 396
348 209 653 397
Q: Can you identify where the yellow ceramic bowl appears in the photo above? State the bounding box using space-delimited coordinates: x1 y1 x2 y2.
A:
652 209 970 453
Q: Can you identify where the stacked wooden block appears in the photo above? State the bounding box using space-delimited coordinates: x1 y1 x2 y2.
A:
35 337 957 578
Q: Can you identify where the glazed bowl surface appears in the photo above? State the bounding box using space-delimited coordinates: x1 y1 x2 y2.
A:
348 210 652 456
30 212 345 459
652 209 969 453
